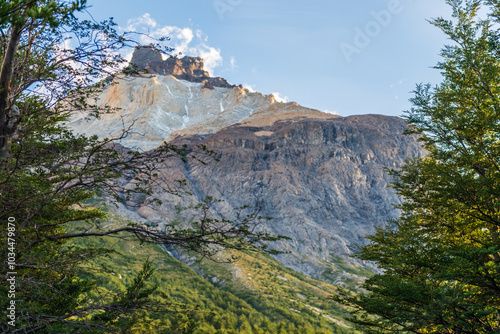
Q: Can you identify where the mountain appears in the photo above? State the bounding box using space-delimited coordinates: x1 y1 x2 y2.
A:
68 47 426 287
169 113 423 285
69 46 275 150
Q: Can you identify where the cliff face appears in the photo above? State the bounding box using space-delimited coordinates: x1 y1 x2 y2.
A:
67 75 276 150
124 111 425 284
130 46 233 88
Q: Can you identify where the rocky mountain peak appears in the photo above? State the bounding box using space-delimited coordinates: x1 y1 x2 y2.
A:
130 45 163 69
130 46 233 88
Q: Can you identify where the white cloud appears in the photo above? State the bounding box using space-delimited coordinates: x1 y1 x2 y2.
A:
197 47 223 75
124 50 134 62
54 38 77 69
126 13 157 30
272 92 289 103
322 109 339 115
123 14 223 75
229 57 237 71
242 84 256 92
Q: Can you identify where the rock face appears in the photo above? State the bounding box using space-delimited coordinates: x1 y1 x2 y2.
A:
119 111 425 284
130 46 163 69
181 114 424 283
68 56 426 284
67 75 275 150
130 46 233 88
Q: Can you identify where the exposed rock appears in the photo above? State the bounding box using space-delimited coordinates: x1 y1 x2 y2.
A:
67 75 274 150
130 46 163 70
203 79 215 90
122 112 426 284
130 46 233 88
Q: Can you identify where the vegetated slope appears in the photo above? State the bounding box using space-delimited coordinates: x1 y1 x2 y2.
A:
73 212 357 333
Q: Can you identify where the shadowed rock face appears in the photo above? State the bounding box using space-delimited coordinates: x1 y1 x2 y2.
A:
130 46 233 88
125 112 426 285
130 46 163 69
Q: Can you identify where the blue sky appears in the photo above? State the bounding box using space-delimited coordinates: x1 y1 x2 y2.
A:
85 0 455 117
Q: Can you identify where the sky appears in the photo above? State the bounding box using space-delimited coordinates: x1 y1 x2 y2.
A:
84 0 456 117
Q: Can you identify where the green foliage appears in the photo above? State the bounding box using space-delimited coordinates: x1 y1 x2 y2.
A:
337 1 500 333
0 0 86 27
70 215 357 333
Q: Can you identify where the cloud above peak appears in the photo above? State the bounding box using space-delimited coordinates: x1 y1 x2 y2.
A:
272 92 289 103
123 14 223 75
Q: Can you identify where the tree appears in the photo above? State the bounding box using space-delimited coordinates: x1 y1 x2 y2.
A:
337 0 500 332
0 1 281 332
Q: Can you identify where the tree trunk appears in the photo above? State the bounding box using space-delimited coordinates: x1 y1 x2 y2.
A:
0 25 23 160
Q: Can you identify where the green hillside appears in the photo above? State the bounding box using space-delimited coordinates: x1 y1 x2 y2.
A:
73 213 358 333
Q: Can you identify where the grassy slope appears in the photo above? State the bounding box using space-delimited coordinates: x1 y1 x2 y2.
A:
72 212 360 333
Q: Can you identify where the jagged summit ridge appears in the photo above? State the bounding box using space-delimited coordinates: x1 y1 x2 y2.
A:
130 45 163 68
130 46 233 89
